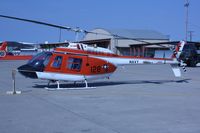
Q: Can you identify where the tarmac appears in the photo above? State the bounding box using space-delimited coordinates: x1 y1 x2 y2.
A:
0 60 200 133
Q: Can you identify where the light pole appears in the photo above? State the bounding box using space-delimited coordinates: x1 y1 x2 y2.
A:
184 0 189 41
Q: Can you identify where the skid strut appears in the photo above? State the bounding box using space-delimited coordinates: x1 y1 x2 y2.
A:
56 81 60 89
84 79 88 88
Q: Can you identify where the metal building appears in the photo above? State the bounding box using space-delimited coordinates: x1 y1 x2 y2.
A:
81 28 170 56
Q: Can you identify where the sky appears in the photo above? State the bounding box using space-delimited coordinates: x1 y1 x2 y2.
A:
0 0 200 43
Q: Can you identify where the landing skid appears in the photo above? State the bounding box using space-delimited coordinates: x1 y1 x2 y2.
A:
44 80 96 91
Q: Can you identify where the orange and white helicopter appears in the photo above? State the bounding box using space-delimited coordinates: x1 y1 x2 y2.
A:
0 15 186 89
17 41 185 89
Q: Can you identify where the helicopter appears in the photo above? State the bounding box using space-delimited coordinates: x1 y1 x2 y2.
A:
17 41 185 89
0 15 186 89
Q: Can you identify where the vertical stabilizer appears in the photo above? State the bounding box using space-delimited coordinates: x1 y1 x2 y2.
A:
0 42 7 51
173 41 186 59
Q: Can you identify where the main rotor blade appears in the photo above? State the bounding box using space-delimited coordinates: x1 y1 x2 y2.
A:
0 15 72 30
83 30 152 44
84 30 180 45
0 14 179 46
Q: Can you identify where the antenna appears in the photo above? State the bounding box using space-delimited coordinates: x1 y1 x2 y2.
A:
184 0 189 41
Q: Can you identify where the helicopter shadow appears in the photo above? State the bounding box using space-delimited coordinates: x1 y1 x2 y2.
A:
32 78 190 89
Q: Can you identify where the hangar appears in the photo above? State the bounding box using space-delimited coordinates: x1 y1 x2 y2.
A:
81 28 170 57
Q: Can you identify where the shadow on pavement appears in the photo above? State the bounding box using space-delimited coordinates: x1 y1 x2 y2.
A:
32 79 191 89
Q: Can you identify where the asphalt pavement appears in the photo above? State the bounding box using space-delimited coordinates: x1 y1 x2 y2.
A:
0 61 200 133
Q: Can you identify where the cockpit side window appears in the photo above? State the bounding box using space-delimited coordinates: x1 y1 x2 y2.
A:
52 56 63 68
28 52 52 67
67 57 82 71
43 54 52 66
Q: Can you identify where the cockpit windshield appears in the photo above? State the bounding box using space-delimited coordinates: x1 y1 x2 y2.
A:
28 52 52 68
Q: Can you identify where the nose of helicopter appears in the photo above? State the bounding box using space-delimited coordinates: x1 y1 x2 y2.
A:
18 64 38 79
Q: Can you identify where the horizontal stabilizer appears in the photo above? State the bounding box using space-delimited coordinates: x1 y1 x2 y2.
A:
170 64 181 77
